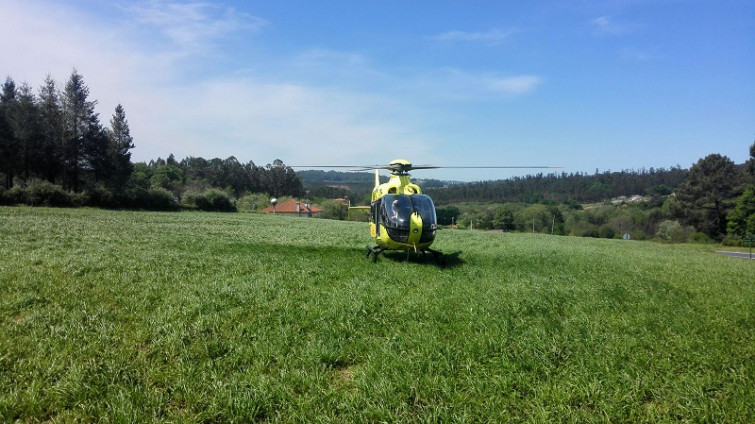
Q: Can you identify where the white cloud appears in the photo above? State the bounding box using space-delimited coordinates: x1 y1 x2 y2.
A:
139 77 433 165
0 0 431 166
590 16 625 35
433 28 516 44
125 1 267 51
1 0 544 174
408 69 543 100
488 75 542 95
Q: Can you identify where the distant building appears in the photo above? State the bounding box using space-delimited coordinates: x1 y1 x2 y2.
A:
261 199 323 218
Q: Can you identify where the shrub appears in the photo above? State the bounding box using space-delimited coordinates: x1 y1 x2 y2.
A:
27 182 73 207
688 232 712 244
2 186 25 205
123 187 180 211
183 189 236 212
85 184 115 208
656 220 695 243
598 224 616 239
4 181 76 207
145 188 180 211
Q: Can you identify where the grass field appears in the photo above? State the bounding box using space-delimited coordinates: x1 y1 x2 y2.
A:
1 206 754 422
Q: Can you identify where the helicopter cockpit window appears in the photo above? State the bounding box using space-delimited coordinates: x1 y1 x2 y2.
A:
381 195 412 230
379 194 438 243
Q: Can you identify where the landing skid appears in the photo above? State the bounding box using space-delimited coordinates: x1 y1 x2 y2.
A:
366 245 446 266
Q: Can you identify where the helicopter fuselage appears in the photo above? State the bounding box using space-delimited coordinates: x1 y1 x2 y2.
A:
368 171 438 255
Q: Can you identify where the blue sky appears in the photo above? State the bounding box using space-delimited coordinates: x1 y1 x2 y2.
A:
2 0 753 181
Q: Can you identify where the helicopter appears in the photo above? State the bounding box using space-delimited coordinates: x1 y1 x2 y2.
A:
297 159 560 264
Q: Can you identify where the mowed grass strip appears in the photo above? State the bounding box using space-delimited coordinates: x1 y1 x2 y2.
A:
1 206 753 422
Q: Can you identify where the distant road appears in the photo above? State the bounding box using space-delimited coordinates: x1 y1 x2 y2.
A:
715 251 755 260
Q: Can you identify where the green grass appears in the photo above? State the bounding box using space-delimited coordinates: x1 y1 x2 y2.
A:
1 206 753 422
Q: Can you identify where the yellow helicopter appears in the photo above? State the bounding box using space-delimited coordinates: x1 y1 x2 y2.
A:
294 159 559 263
341 159 561 263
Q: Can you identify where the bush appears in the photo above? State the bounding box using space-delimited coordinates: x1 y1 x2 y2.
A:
721 236 745 247
85 184 115 208
27 182 74 207
145 188 180 211
598 224 616 239
3 181 76 207
656 220 695 243
688 232 712 244
183 189 236 212
123 187 180 211
2 186 25 205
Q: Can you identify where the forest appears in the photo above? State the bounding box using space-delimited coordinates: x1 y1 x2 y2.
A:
1 71 753 243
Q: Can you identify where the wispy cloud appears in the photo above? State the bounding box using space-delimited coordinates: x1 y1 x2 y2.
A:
433 28 517 44
126 1 267 50
619 47 657 62
488 75 542 95
405 69 543 101
590 16 625 35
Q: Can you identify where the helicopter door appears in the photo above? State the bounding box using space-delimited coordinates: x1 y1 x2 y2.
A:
371 199 381 236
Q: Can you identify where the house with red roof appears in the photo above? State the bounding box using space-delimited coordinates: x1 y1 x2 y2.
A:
261 199 323 218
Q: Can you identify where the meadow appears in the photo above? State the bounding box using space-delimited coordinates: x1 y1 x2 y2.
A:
1 206 753 422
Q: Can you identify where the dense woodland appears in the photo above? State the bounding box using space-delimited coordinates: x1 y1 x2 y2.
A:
1 71 753 242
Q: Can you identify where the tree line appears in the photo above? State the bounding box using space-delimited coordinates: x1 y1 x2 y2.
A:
0 71 133 195
425 167 687 205
0 71 304 210
434 146 755 242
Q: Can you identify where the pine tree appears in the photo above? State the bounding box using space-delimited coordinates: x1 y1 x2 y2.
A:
38 75 65 183
16 83 42 181
107 104 134 190
62 69 103 191
0 77 19 188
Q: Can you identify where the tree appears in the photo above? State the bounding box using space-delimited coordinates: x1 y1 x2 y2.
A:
15 83 42 181
0 77 19 188
492 206 515 231
107 104 134 190
672 154 741 239
320 199 348 220
62 69 104 191
515 204 552 233
727 185 755 237
436 205 461 226
150 164 185 198
265 159 303 197
38 75 65 183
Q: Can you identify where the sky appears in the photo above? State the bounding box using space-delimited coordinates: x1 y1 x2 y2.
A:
1 0 753 181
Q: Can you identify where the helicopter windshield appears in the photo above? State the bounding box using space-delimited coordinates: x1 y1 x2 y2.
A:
381 195 412 230
379 194 438 243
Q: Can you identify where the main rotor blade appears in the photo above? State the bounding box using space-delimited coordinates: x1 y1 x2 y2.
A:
290 165 563 170
430 166 564 169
